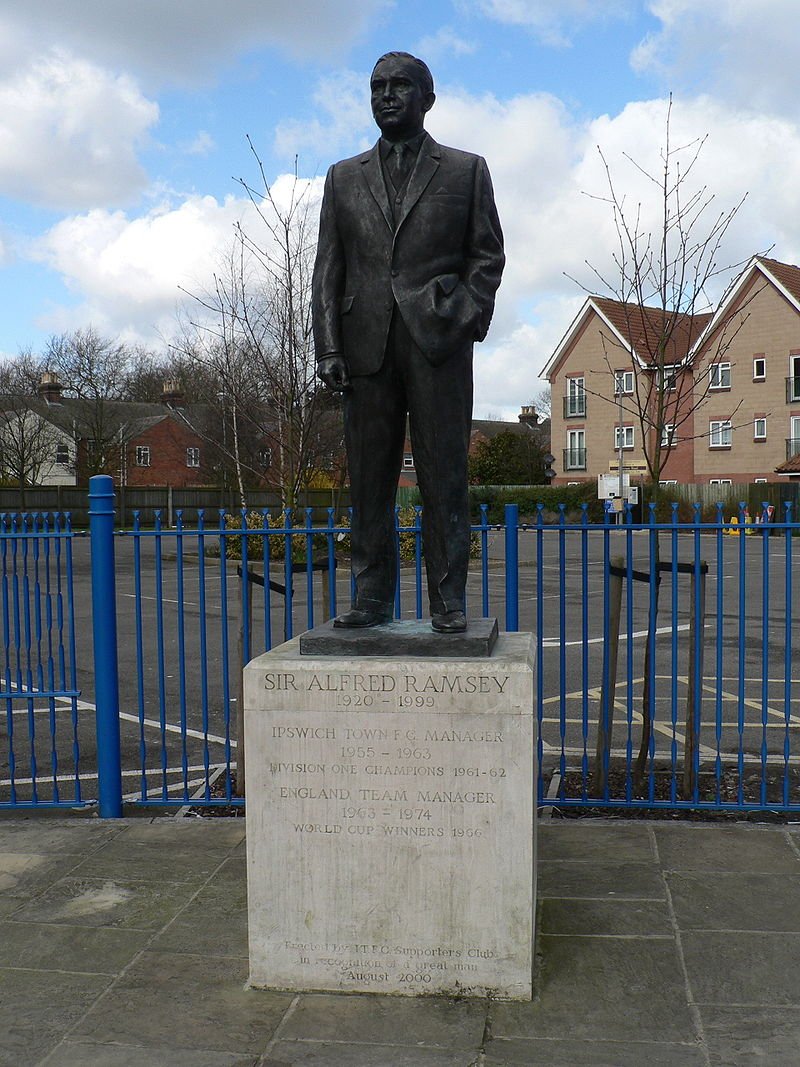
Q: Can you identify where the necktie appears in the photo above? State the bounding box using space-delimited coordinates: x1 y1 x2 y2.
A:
392 143 409 183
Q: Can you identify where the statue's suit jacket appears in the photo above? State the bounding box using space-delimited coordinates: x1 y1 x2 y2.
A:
312 133 504 370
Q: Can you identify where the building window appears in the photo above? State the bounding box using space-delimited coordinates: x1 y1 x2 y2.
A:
659 479 677 486
403 453 414 469
259 448 272 468
564 376 586 418
661 424 675 448
614 425 634 449
753 357 766 380
565 429 586 470
614 370 634 395
186 447 200 467
709 362 731 389
754 478 768 484
135 445 150 467
710 478 732 485
709 420 732 448
754 418 767 440
659 365 678 392
55 443 70 466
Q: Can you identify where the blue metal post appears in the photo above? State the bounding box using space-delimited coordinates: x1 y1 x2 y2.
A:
504 503 519 632
88 475 122 817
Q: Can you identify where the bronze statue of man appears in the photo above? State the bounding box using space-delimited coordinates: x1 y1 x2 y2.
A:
313 52 504 633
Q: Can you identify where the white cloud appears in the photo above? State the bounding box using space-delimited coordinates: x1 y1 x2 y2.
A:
0 1 390 88
25 79 800 420
473 0 634 46
274 71 374 164
0 49 157 209
415 27 477 61
29 176 324 343
182 131 216 157
633 2 800 116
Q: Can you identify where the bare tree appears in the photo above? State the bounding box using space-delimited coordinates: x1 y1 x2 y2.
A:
179 145 344 509
529 386 551 420
573 97 756 494
44 328 135 478
0 349 64 507
574 98 759 796
0 400 65 508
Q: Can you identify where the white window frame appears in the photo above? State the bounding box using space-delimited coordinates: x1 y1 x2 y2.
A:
186 446 200 467
709 420 732 448
659 364 678 392
566 376 586 417
753 418 767 440
614 370 634 395
135 445 151 467
55 443 70 466
754 478 768 484
614 425 634 450
753 357 766 380
710 478 732 485
403 453 415 469
709 362 731 389
566 429 586 470
661 424 675 448
659 479 677 486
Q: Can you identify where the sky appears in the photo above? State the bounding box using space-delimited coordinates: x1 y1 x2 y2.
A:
1 1 800 418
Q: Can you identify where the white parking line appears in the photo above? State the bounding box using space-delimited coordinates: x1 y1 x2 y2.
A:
541 623 690 648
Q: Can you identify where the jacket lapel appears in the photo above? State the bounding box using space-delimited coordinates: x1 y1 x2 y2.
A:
360 144 393 232
396 134 440 232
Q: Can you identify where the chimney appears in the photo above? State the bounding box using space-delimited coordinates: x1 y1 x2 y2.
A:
161 379 184 405
38 371 62 405
518 404 539 427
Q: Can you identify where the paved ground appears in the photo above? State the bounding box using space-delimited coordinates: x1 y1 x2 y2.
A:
0 814 798 1066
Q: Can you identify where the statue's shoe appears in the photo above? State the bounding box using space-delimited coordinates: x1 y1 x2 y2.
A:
431 610 467 633
333 609 391 628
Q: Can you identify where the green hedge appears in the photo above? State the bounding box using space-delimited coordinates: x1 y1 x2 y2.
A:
468 483 604 524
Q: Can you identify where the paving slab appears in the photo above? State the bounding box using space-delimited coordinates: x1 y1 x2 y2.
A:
0 820 122 853
540 897 673 936
277 992 487 1048
10 873 201 929
538 860 664 899
0 966 111 1067
0 920 148 974
682 930 800 1005
39 1041 259 1067
492 935 695 1043
668 869 800 931
262 1042 473 1066
73 950 291 1054
71 833 235 883
0 851 85 896
0 816 798 1066
482 1036 708 1066
701 1005 800 1066
151 855 248 957
653 824 800 872
539 822 655 864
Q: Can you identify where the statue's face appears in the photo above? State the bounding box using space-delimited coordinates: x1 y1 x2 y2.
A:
370 57 434 141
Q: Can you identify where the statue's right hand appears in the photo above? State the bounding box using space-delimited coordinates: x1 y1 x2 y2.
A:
318 355 351 392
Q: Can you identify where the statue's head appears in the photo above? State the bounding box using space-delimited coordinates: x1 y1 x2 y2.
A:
370 52 435 141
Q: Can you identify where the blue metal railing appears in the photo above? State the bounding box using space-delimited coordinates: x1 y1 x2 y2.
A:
5 482 800 817
0 510 84 809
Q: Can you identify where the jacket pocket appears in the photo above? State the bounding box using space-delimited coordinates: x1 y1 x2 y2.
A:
436 274 459 296
340 295 354 314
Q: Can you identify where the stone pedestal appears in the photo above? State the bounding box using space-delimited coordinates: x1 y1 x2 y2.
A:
244 628 536 1000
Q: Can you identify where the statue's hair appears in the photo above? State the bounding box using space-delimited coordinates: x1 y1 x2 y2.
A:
372 52 434 95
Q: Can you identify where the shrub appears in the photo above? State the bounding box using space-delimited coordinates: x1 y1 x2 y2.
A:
468 483 604 524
